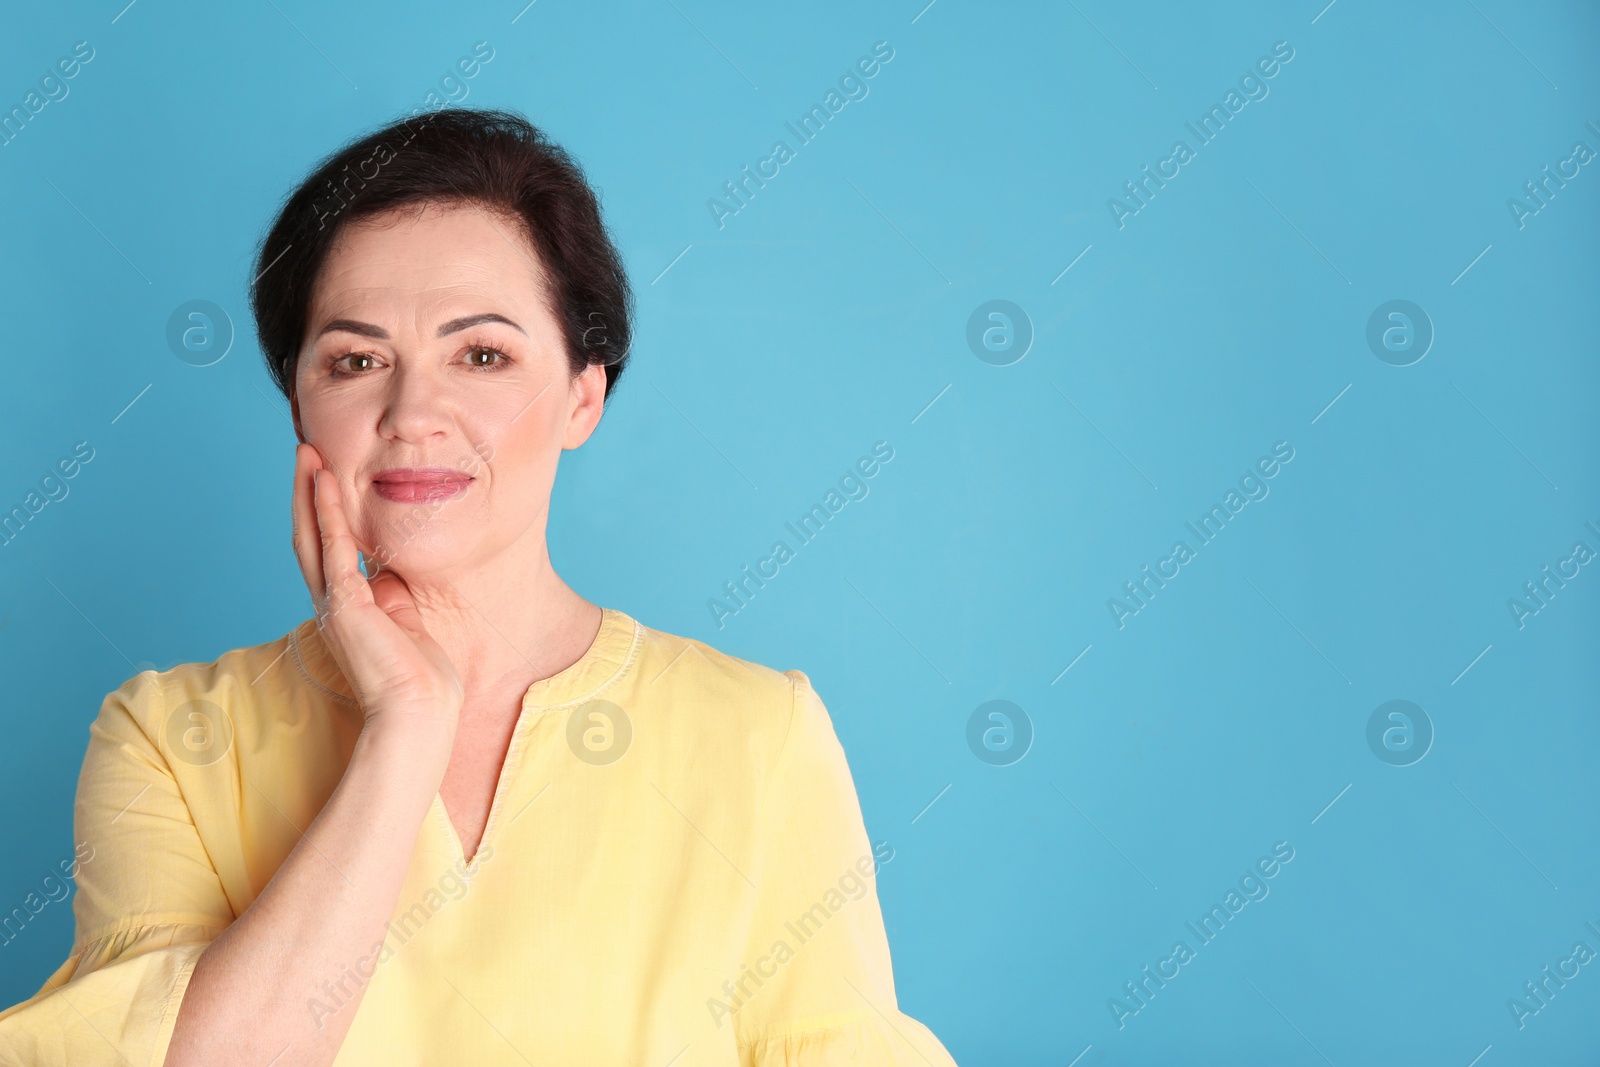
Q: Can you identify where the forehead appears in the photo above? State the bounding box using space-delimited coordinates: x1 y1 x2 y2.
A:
309 202 552 322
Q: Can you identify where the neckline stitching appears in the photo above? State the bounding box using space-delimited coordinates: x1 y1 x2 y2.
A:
288 623 356 704
519 611 645 713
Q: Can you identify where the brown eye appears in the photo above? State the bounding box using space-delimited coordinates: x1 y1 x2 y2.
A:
331 353 379 376
465 346 507 368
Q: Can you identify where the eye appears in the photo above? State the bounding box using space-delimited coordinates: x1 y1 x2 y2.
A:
329 351 382 377
462 345 510 370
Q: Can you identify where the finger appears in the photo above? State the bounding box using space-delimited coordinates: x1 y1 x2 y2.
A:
291 443 325 604
313 458 373 620
369 569 429 642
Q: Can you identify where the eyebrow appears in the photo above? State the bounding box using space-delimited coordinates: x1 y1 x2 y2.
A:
315 312 527 341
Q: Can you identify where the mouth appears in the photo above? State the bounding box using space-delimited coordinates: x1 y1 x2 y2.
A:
370 467 474 505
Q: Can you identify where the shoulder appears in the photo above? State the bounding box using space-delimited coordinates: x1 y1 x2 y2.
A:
627 615 820 767
632 616 805 694
91 623 321 761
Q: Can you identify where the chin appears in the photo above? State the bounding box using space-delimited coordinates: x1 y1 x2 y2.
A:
359 524 473 576
365 547 472 581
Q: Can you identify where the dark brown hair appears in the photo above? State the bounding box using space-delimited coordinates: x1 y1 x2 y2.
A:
250 107 634 403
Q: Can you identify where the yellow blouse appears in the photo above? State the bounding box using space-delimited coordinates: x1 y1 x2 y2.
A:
0 607 958 1066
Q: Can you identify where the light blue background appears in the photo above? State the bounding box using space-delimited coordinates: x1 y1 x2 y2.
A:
2 1 1597 1063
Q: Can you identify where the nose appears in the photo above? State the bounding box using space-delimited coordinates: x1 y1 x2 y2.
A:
376 358 452 444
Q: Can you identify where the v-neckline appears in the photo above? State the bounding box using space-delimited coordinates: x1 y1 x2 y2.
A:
424 606 638 874
434 788 501 873
434 708 529 872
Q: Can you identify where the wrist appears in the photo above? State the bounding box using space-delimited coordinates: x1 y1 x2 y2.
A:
355 713 455 772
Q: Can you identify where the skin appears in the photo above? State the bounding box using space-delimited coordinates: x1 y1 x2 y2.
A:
165 201 608 1066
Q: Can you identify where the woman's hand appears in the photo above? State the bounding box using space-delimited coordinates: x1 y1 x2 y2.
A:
291 443 465 740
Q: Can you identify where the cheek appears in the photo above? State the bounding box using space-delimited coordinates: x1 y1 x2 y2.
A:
296 386 366 460
305 379 384 455
489 433 554 508
296 395 378 541
476 394 555 472
480 424 562 523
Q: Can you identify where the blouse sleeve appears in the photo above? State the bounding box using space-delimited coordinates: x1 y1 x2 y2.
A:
729 670 959 1066
0 671 235 1067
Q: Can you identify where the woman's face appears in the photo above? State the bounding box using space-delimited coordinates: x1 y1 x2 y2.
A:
291 201 606 579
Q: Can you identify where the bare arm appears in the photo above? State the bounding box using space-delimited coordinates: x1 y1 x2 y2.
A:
163 721 447 1065
164 445 465 1067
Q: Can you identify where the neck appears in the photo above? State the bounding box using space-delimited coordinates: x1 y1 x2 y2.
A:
390 534 601 718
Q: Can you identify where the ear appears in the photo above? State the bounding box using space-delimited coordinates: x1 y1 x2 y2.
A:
288 382 307 445
561 361 607 450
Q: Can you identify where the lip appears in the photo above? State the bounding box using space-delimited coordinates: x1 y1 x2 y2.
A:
370 467 474 505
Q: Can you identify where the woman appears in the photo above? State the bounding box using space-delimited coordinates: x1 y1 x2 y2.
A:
0 108 958 1065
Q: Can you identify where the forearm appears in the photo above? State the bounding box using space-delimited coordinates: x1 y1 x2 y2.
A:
164 721 449 1067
